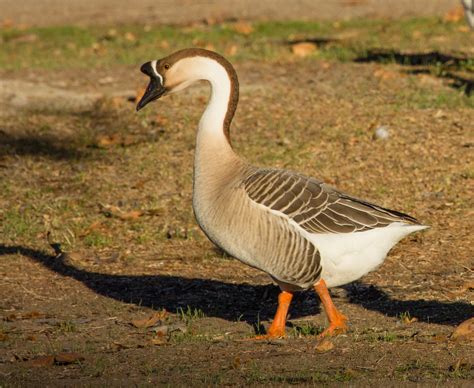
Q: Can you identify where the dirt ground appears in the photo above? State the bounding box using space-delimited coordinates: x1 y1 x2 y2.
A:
0 0 460 27
0 2 473 387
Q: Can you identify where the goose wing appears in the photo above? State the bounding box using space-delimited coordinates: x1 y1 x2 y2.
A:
243 168 419 234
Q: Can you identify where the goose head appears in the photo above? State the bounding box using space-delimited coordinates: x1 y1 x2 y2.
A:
137 49 217 110
136 48 232 111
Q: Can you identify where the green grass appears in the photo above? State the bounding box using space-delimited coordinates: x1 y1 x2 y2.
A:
291 322 324 337
1 17 472 70
177 306 205 324
1 207 41 242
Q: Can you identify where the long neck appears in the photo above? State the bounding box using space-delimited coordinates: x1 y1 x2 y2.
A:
194 57 241 179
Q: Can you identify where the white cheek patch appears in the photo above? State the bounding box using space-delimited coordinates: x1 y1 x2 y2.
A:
151 60 163 84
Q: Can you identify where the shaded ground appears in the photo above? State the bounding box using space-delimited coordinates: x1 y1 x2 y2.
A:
0 12 473 387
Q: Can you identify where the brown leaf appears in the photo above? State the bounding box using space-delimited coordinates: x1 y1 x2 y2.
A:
79 221 103 237
54 352 84 365
291 42 317 58
99 204 144 221
95 134 119 148
401 315 418 324
314 338 334 353
5 314 17 322
231 21 253 35
151 337 168 346
0 333 8 341
443 6 465 23
29 355 55 367
459 280 474 293
131 310 168 328
225 45 238 56
4 311 45 321
451 317 474 341
373 68 399 81
124 32 137 42
11 33 38 44
94 133 136 149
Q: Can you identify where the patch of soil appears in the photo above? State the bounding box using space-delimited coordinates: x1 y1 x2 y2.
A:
0 57 473 384
0 0 459 27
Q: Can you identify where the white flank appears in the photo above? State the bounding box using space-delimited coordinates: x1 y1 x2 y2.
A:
258 203 428 288
309 223 428 287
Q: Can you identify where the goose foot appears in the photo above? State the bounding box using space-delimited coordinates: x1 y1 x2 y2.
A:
314 279 349 338
248 290 293 340
317 312 348 338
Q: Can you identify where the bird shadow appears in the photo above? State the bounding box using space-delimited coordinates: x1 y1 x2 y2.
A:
354 49 474 96
1 244 472 326
0 130 88 161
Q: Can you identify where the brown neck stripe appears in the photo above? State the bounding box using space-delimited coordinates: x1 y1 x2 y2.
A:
161 48 239 144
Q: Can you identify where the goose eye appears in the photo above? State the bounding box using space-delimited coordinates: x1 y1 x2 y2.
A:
164 63 170 70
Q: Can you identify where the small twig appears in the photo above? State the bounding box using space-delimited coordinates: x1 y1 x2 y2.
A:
19 283 63 301
376 354 387 365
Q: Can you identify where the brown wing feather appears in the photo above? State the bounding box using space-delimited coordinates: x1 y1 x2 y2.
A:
244 168 419 234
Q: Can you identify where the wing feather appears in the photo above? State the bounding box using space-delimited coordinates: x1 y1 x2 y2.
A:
244 168 419 234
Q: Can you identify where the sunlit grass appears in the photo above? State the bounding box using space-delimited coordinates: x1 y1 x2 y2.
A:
1 17 472 70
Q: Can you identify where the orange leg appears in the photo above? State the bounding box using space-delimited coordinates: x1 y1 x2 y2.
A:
255 290 293 339
314 279 348 338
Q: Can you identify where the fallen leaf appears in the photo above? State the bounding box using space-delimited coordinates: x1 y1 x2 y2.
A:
373 68 399 81
0 333 8 341
124 32 136 42
225 45 238 56
79 221 103 237
459 280 474 293
99 204 144 221
131 310 168 328
4 311 45 321
151 114 168 127
451 317 474 341
232 356 241 369
11 33 38 43
443 5 465 23
401 315 418 324
28 355 55 367
231 21 253 35
5 314 17 321
151 337 168 345
94 134 136 148
291 42 317 57
314 338 334 353
95 134 119 148
54 352 84 365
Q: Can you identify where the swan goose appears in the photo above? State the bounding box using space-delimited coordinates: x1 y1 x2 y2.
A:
136 48 428 338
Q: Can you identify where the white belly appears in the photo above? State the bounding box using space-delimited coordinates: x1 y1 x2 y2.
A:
307 223 428 287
